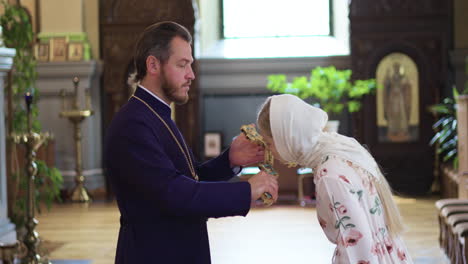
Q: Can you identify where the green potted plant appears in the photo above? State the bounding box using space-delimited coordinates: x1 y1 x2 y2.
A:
429 87 468 170
1 1 63 231
266 66 378 131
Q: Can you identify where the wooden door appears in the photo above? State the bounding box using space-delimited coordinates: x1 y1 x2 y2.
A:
99 0 201 197
349 0 453 195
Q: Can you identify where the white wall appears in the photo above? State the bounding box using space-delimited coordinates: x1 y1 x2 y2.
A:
0 48 17 245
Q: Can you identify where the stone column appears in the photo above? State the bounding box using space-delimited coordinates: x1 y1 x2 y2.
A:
35 60 103 191
0 47 16 245
457 95 468 198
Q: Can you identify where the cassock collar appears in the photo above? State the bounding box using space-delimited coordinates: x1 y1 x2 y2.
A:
134 87 172 118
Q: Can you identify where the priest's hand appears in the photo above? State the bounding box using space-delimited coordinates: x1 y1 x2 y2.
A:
248 171 278 205
229 133 264 167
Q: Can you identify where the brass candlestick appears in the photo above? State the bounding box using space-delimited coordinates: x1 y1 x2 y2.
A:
59 77 93 203
10 93 51 264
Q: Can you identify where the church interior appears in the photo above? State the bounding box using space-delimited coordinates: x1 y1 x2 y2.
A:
0 0 468 263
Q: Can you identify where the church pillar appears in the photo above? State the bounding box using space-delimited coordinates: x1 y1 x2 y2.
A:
35 61 104 192
0 47 17 245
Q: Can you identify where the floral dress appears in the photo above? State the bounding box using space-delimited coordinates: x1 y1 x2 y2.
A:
314 155 413 264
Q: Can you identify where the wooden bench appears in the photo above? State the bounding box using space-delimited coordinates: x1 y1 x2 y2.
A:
452 222 468 264
436 200 468 254
447 213 468 263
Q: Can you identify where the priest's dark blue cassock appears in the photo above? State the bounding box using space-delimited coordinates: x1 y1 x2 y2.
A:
104 87 251 264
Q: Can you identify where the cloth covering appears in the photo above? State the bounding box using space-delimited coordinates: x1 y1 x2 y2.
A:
269 94 381 180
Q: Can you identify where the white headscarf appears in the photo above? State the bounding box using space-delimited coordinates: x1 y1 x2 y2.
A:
269 94 381 180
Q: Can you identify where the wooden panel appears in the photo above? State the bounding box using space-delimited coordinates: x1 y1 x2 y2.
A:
349 0 449 17
349 0 453 195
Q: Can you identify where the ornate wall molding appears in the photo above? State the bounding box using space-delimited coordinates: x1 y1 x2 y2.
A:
199 56 351 94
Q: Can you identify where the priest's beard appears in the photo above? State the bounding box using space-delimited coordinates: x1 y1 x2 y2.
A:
161 69 189 105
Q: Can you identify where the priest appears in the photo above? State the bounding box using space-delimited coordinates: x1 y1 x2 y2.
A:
104 21 279 264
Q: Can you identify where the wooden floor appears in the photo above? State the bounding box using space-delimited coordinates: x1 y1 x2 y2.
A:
33 195 449 264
